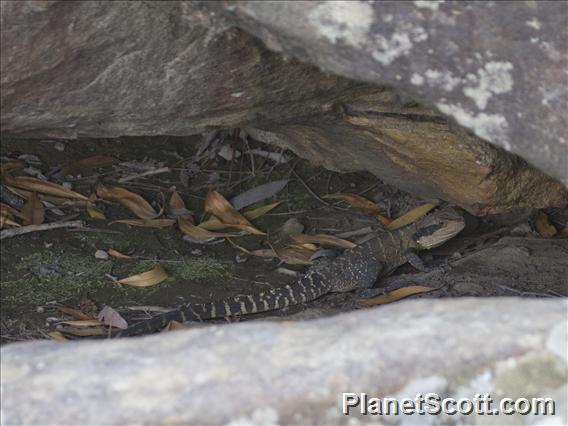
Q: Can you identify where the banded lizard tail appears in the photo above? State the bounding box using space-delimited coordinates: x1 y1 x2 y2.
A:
115 207 465 337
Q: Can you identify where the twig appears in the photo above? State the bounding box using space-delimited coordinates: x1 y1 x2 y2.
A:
1 220 84 240
118 167 170 183
287 165 330 207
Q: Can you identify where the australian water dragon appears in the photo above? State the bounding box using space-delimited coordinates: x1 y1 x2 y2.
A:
115 207 465 337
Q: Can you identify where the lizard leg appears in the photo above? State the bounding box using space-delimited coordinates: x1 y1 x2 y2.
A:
405 249 429 272
355 261 384 298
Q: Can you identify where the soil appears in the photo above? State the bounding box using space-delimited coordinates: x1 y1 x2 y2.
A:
1 135 566 343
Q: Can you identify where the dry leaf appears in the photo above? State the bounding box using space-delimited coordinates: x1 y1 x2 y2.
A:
47 331 68 341
117 264 168 287
169 191 194 221
97 305 128 329
60 155 114 176
0 203 22 228
534 211 557 237
111 218 175 228
360 285 436 306
243 202 281 220
0 160 26 176
55 304 95 321
60 328 106 336
385 203 437 231
21 192 45 225
377 215 393 226
4 185 86 207
57 320 104 327
3 175 88 200
322 193 383 213
179 217 239 241
107 249 133 260
290 233 356 249
96 183 158 219
87 193 106 220
227 239 277 259
204 190 264 235
274 246 314 265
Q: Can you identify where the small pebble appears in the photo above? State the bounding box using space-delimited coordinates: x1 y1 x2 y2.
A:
36 306 45 314
281 218 304 238
235 254 248 264
191 249 203 256
54 141 66 151
62 182 73 190
95 250 109 260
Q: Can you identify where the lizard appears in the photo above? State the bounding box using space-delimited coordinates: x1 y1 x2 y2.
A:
114 206 465 337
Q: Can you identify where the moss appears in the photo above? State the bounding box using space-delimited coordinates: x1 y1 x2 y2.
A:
166 258 233 282
3 249 114 309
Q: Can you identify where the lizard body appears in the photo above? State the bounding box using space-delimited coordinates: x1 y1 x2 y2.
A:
116 207 465 337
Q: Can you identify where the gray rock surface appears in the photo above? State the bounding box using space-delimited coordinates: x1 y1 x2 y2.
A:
1 1 566 213
1 298 566 425
202 1 568 187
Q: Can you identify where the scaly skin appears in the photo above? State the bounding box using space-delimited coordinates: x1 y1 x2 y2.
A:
115 207 465 337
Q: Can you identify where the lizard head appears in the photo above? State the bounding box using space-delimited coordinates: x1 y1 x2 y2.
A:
412 207 465 250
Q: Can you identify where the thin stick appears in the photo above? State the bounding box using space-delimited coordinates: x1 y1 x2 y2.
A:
118 167 170 183
1 220 84 240
287 165 330 207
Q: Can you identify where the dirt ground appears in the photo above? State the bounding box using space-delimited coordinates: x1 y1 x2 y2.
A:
1 134 566 343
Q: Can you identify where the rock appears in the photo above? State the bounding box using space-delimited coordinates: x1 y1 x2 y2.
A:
0 1 358 138
202 1 568 187
1 1 566 213
1 298 566 425
246 91 567 214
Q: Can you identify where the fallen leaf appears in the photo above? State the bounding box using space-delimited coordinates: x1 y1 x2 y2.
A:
57 320 104 327
55 304 95 320
287 243 318 252
290 233 356 249
322 193 383 213
0 160 26 176
243 202 281 220
87 194 106 220
4 185 86 207
47 331 68 341
230 180 288 210
377 215 393 226
97 306 128 329
107 249 133 260
60 328 106 336
96 183 158 219
3 175 88 200
360 285 436 306
179 218 239 241
21 192 45 225
385 203 437 231
110 218 175 228
117 264 168 288
204 190 264 235
274 246 314 265
60 155 114 176
534 211 557 237
169 191 194 221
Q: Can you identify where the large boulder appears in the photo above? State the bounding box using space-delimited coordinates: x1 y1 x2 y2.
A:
202 1 568 187
0 1 566 214
1 298 566 425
